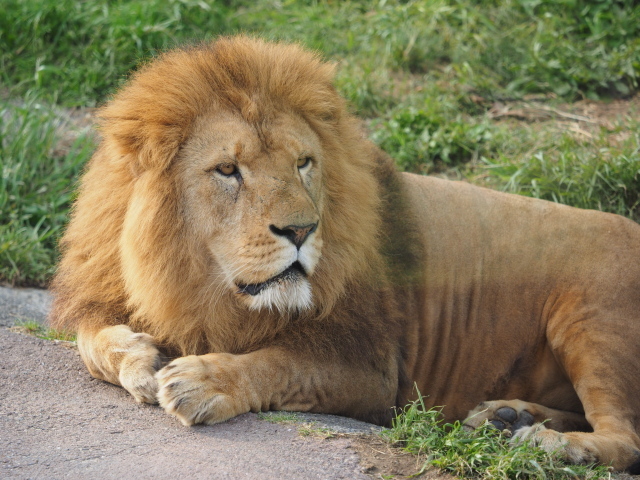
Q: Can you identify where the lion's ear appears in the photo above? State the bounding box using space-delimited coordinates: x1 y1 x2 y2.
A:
100 116 186 172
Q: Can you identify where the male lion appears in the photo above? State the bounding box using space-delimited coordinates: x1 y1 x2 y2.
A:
50 36 640 472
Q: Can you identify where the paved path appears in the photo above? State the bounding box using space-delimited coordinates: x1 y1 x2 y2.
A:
0 287 379 480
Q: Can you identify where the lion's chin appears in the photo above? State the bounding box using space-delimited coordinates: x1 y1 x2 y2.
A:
236 262 313 312
240 277 313 313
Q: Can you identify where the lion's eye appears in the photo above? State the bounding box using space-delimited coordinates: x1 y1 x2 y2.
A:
216 164 238 177
297 156 312 169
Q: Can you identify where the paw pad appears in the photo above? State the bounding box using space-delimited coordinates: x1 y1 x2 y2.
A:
488 407 535 435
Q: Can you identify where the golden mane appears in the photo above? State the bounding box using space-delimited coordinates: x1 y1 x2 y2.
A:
50 36 384 355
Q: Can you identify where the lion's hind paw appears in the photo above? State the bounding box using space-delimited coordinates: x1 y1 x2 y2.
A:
487 406 535 435
464 400 537 436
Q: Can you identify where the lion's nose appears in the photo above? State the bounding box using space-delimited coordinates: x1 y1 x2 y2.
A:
269 223 318 249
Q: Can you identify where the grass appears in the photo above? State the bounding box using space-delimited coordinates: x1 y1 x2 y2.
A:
0 97 94 286
257 411 301 424
471 113 640 222
11 319 76 342
3 1 640 108
370 102 496 174
485 147 640 222
2 1 639 287
257 411 336 438
0 0 236 107
385 395 611 480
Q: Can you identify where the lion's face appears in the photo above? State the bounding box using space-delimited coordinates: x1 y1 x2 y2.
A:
176 112 325 313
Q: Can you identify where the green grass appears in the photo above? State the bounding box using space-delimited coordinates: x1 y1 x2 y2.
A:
257 411 337 438
470 115 640 222
0 0 639 287
0 97 94 286
385 396 610 479
370 102 496 173
485 145 640 222
257 411 301 423
11 319 76 342
0 0 236 107
3 1 639 109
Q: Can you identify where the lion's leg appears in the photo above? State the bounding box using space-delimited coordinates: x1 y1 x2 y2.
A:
542 309 640 472
155 347 397 427
464 399 591 433
78 323 164 403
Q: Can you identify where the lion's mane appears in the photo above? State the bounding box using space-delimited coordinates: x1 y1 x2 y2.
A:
50 37 386 355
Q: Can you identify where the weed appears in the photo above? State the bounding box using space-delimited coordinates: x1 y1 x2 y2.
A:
15 319 42 334
297 424 336 439
3 1 639 109
257 412 337 438
0 0 235 106
371 105 495 173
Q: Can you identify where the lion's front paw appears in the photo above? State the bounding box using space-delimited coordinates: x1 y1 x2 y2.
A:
118 332 166 404
90 327 164 404
156 354 246 426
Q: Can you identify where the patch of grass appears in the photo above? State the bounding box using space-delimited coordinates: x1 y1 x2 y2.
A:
3 1 639 110
509 0 640 98
0 0 235 106
385 395 610 479
480 121 640 221
0 97 94 286
257 411 301 424
371 104 496 173
235 0 640 102
486 150 640 221
257 412 337 438
11 319 76 342
297 424 336 439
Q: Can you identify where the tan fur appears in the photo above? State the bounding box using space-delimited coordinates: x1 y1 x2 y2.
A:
50 37 640 472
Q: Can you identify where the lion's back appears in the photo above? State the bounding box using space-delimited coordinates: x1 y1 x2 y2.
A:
401 172 640 287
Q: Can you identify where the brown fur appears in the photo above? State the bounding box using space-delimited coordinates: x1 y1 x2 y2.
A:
50 37 640 472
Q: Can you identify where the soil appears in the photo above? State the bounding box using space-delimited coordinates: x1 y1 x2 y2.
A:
485 93 640 142
351 436 456 480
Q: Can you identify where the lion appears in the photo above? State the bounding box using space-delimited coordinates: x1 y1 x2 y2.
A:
49 36 640 472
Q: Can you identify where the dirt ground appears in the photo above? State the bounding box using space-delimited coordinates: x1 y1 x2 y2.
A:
0 286 427 480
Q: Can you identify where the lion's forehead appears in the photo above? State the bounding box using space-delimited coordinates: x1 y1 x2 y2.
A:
186 112 322 169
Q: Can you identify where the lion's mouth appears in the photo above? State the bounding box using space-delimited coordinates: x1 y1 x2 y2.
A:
236 261 307 296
